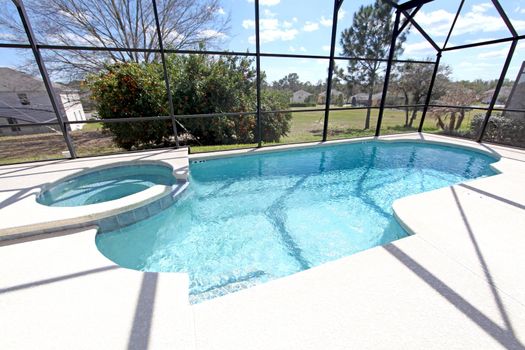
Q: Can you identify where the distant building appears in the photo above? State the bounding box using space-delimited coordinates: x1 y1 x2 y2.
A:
481 86 511 105
317 89 343 104
504 61 525 119
350 92 383 107
0 67 86 135
290 89 313 104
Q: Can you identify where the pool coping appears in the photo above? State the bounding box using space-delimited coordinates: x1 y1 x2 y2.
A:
189 133 522 175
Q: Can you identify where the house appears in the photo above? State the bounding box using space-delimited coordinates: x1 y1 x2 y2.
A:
0 67 86 135
481 86 511 105
317 89 344 104
350 92 383 107
504 61 525 119
290 89 313 104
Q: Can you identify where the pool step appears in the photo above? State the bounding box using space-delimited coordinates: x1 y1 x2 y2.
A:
174 168 189 181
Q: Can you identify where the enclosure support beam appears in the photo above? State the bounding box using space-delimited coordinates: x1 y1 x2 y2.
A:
477 0 518 143
477 39 517 142
13 0 77 158
255 0 262 147
398 5 421 34
399 9 440 51
152 0 179 148
442 0 464 49
375 10 401 137
322 0 344 142
492 0 518 37
418 52 441 132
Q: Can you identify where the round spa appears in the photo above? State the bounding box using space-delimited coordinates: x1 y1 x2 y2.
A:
37 163 176 207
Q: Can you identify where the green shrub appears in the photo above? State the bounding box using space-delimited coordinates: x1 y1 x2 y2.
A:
289 102 316 107
261 89 292 141
88 55 292 149
470 113 525 147
89 63 171 150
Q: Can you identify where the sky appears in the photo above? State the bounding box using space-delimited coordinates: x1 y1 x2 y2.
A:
0 0 524 84
219 0 525 83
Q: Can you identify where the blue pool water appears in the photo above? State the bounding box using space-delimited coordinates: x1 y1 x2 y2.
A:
96 142 497 302
38 164 175 207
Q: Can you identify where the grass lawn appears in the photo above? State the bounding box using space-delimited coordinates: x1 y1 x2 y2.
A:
0 129 123 165
0 106 484 163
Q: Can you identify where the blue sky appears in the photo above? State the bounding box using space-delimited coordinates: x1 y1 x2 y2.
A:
1 0 524 84
220 0 525 83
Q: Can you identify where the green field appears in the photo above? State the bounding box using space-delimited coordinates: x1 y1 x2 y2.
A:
0 107 482 164
190 106 481 153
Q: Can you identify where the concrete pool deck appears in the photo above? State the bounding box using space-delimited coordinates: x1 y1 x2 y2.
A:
0 148 189 238
1 133 525 349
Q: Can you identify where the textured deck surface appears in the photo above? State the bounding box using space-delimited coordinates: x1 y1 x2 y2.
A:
1 134 524 349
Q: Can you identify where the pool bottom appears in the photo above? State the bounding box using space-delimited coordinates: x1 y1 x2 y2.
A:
96 141 497 303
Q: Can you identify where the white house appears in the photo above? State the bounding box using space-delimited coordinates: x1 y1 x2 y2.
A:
317 89 344 104
290 89 313 104
350 92 383 107
0 67 86 135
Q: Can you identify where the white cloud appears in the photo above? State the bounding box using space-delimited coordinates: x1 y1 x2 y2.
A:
244 13 301 44
197 29 227 39
471 2 492 14
248 29 299 44
463 37 496 44
303 21 319 32
402 40 436 55
289 46 307 53
321 45 342 53
320 16 332 27
283 20 293 28
242 19 255 29
0 33 18 42
477 42 525 59
412 9 455 37
261 18 279 30
217 7 226 15
414 4 525 37
292 17 298 22
242 18 279 30
339 9 346 20
264 9 276 17
247 0 280 6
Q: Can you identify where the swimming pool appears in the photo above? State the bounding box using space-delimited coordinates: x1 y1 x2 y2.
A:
38 164 175 207
96 141 498 303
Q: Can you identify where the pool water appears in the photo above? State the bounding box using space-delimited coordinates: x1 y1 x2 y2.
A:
38 164 175 207
96 142 497 303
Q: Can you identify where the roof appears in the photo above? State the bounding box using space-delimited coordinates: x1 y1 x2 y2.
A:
293 89 312 96
0 67 73 93
352 92 383 99
319 89 343 97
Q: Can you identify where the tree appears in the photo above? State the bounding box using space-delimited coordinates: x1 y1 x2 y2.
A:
339 0 408 129
0 0 229 79
273 73 302 92
88 62 172 149
391 60 451 128
430 84 477 133
89 55 292 149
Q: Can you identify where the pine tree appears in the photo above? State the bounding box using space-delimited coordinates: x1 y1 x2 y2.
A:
340 0 408 129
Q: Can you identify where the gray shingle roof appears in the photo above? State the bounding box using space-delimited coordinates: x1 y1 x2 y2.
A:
0 67 71 93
